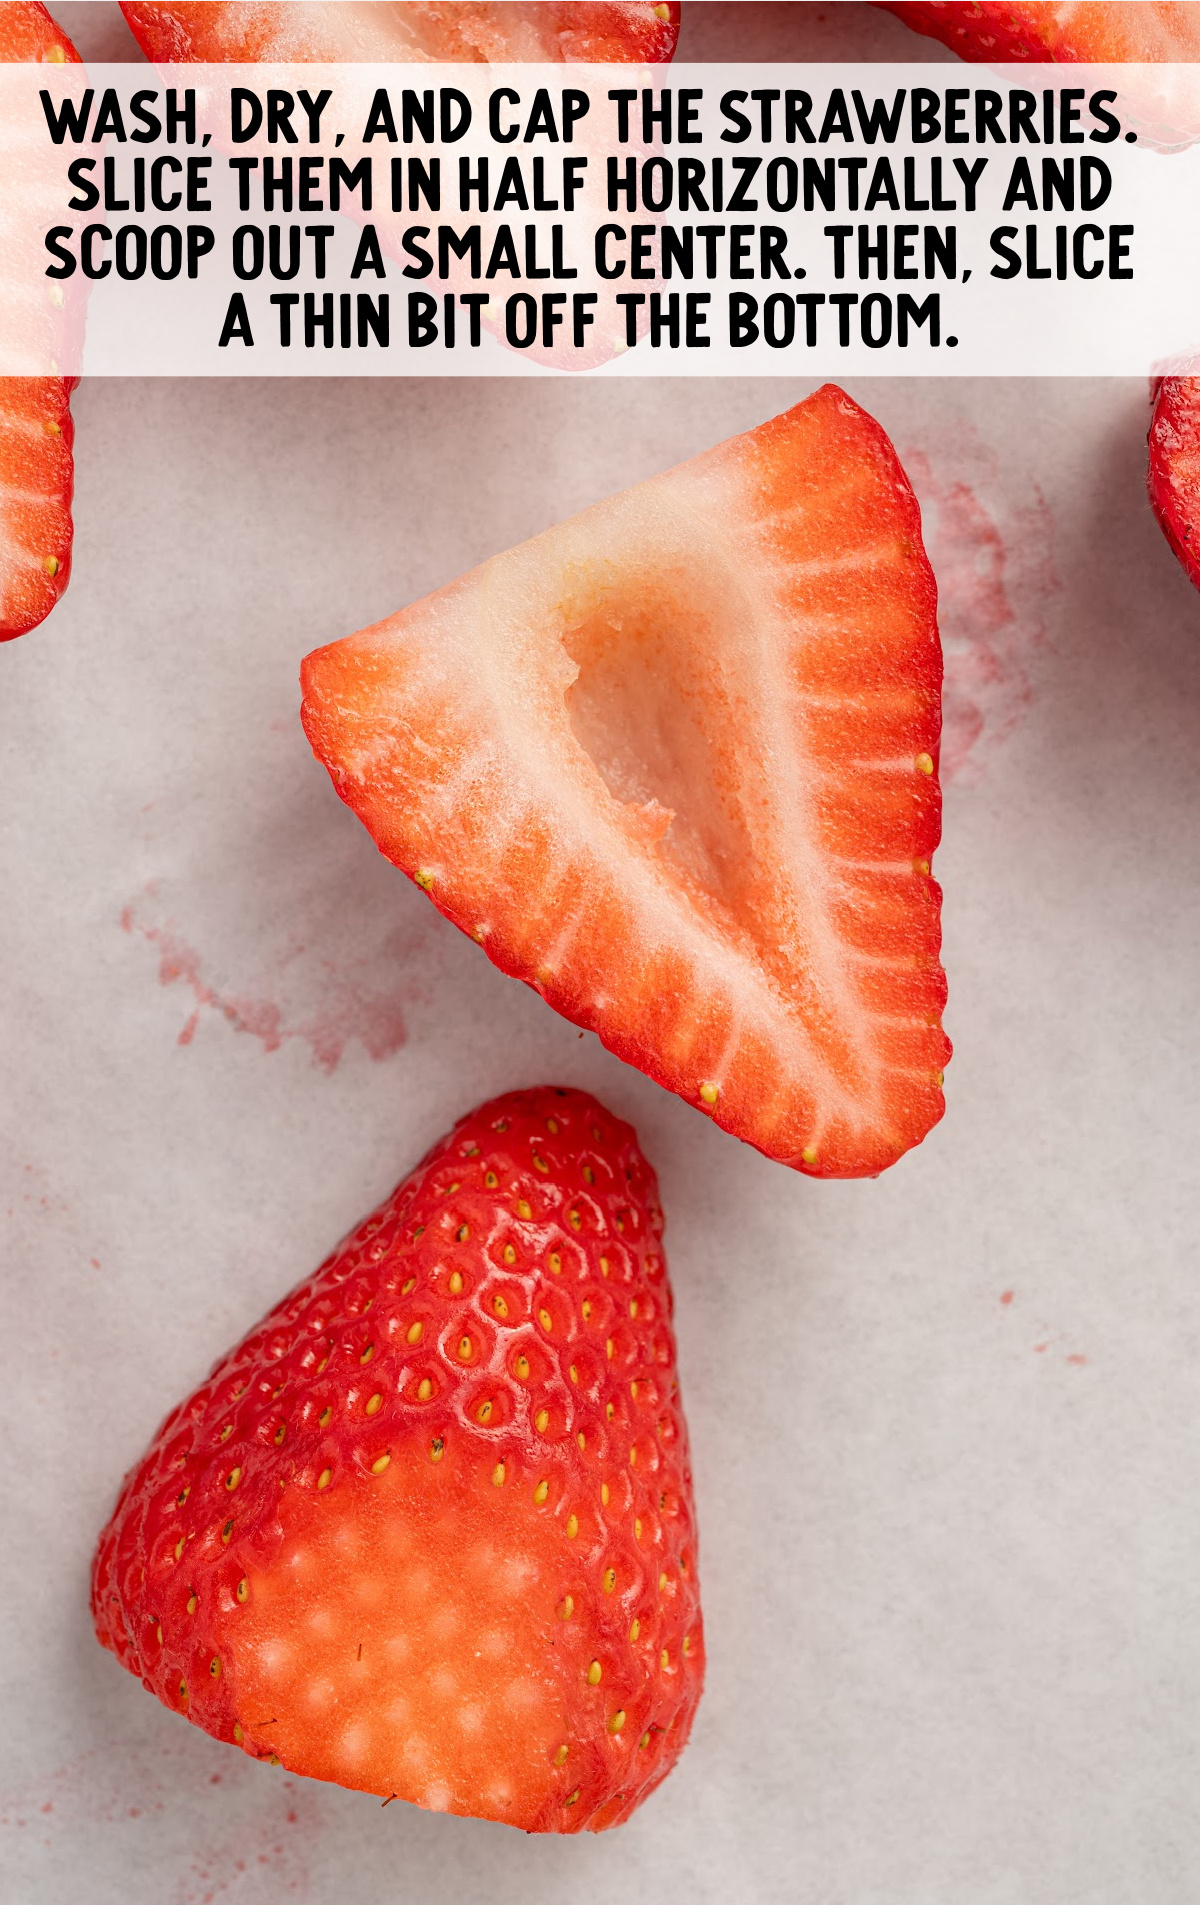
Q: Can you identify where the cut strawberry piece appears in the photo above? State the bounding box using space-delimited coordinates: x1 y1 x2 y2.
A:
0 0 75 61
120 0 680 63
0 375 75 641
878 4 1200 149
93 1088 702 1834
119 1 679 367
0 4 80 641
878 1 1200 61
1149 376 1200 593
302 386 949 1179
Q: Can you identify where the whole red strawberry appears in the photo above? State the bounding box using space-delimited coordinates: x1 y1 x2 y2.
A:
92 1088 703 1833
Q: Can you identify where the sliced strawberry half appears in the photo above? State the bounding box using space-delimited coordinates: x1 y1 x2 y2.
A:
1149 376 1200 593
879 3 1200 148
0 374 75 640
119 1 679 368
120 1 681 62
0 4 80 641
301 386 949 1180
877 1 1200 60
93 1087 702 1834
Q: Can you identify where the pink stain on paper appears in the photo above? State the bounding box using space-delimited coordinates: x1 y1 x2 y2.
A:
998 1289 1089 1368
903 429 1059 785
8 1161 67 1221
0 1738 319 1901
121 890 417 1073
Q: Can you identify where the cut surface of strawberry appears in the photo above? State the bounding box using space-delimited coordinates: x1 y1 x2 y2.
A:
0 4 79 640
302 387 948 1180
0 375 75 640
92 1088 702 1834
119 1 678 368
878 1 1200 60
1149 376 1200 594
120 0 680 62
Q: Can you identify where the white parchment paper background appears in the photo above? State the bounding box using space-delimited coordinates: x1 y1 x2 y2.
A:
3 7 1199 1904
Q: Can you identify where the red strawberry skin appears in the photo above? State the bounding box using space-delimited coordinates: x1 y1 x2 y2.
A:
301 386 949 1181
0 375 75 641
0 0 75 60
118 1 679 369
0 5 79 641
120 1 681 62
92 1088 703 1834
878 1 1200 60
1149 377 1200 594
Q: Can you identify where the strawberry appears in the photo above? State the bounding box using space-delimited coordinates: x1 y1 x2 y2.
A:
92 1088 702 1834
0 0 74 60
301 386 949 1180
119 2 679 367
877 1 1200 60
0 4 80 641
0 375 75 641
878 3 1200 149
119 1 681 63
1149 377 1200 594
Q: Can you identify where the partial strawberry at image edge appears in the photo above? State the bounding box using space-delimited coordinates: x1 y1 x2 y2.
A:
0 376 76 641
1149 377 1200 594
0 4 79 642
119 1 681 62
0 0 73 61
302 385 950 1183
878 0 1200 60
118 1 678 369
93 1087 702 1835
